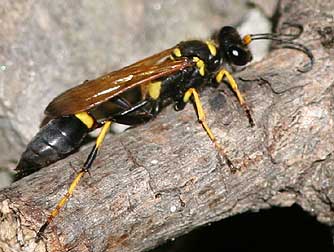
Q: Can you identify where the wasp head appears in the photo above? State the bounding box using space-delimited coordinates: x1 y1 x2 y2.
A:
217 26 253 66
217 24 314 72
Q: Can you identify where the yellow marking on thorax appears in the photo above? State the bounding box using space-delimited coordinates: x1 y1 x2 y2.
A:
75 112 94 129
205 40 217 56
193 57 205 76
148 81 162 100
173 48 182 57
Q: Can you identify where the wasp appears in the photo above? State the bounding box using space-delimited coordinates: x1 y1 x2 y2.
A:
15 24 313 240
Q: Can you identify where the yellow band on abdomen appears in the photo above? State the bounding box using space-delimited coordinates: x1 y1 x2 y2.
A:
75 112 95 129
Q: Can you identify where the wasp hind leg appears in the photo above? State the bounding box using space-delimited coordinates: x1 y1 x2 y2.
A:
35 120 112 242
216 69 254 126
183 88 237 172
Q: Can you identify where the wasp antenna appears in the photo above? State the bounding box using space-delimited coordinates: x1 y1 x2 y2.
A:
246 30 314 73
251 23 304 41
279 41 314 73
281 22 304 39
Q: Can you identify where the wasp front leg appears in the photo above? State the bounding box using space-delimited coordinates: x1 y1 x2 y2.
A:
216 69 254 126
183 88 236 171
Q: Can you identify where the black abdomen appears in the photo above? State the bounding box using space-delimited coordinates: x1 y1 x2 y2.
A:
16 116 89 178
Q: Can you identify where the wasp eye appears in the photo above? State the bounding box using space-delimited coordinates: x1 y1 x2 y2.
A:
227 46 252 66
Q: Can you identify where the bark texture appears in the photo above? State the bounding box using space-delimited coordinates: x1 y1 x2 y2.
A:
1 0 334 251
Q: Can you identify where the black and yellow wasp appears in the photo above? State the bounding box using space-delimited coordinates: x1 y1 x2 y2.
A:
15 24 313 239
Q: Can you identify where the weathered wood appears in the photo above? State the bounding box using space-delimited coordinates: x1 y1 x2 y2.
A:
1 0 334 251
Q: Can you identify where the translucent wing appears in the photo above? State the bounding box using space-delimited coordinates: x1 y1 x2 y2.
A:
45 47 191 117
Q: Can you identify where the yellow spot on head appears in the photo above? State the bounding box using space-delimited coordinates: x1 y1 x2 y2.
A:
206 40 217 56
243 35 252 45
75 112 94 129
173 48 182 57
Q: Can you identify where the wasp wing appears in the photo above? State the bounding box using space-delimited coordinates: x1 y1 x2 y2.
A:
45 48 191 118
121 47 176 69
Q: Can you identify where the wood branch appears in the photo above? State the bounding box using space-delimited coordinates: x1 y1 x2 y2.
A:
1 0 334 251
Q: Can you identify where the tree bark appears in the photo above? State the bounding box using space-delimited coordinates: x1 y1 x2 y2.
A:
1 0 334 251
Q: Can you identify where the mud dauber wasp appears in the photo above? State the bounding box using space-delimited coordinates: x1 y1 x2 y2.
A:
15 23 313 241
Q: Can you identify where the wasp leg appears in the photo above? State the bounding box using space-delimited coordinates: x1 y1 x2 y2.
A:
183 88 236 171
216 69 254 126
115 99 152 117
110 96 158 116
111 95 133 110
35 121 112 242
111 99 161 125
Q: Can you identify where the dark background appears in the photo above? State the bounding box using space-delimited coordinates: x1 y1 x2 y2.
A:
152 205 333 252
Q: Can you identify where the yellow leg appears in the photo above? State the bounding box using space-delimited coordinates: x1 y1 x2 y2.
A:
183 88 235 170
216 69 254 126
35 121 112 241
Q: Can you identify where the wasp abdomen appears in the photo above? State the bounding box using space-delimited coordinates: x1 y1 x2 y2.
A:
16 116 90 178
